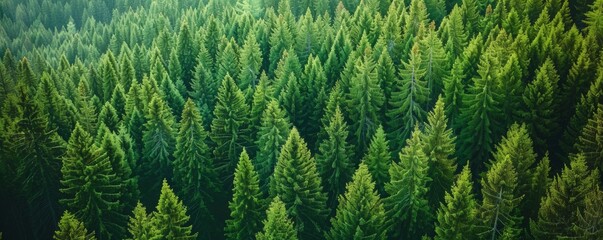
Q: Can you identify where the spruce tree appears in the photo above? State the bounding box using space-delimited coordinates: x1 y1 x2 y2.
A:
387 44 428 151
347 49 385 153
250 73 273 136
173 99 218 230
225 149 264 240
421 96 457 209
326 163 387 240
176 22 198 90
153 180 198 239
384 127 432 239
299 55 328 146
361 125 392 195
530 155 600 239
270 128 328 240
127 202 161 240
54 211 96 240
316 106 354 209
268 17 294 76
419 24 449 103
239 33 263 91
256 196 298 240
210 74 251 184
255 100 291 192
140 94 176 207
575 104 603 174
60 123 127 239
478 156 523 239
434 165 478 240
443 57 465 131
216 39 240 86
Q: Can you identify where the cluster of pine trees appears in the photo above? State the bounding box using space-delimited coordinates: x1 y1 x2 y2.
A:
1 0 602 239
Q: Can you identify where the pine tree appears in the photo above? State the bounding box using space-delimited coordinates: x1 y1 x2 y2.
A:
176 22 198 90
250 74 273 136
347 49 385 153
521 59 559 155
210 74 251 184
140 94 176 207
575 104 603 174
530 154 600 239
60 123 127 239
153 180 198 239
127 203 161 240
270 128 328 240
268 17 294 76
299 55 328 146
425 0 447 24
238 33 263 91
457 51 503 173
190 44 217 125
326 163 387 240
387 44 428 152
422 96 457 209
173 99 218 231
442 57 465 132
316 106 354 209
434 165 478 240
442 6 468 60
497 54 523 127
384 127 432 239
10 86 66 239
110 83 127 119
526 153 551 220
119 53 136 90
216 39 240 86
158 72 185 118
403 0 429 55
256 196 298 240
361 125 391 195
98 101 120 132
573 187 603 239
478 156 523 239
255 100 291 192
35 73 73 140
225 149 264 240
54 211 96 240
420 23 449 103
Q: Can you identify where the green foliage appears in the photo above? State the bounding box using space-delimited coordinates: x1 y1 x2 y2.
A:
575 104 603 175
225 149 264 240
256 196 298 240
153 180 198 239
54 211 96 240
255 100 291 192
434 165 478 240
176 22 198 90
239 33 263 91
271 128 328 240
385 127 432 239
361 125 391 195
326 163 387 240
127 203 161 240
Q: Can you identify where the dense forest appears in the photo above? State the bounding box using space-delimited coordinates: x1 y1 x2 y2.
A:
0 0 602 239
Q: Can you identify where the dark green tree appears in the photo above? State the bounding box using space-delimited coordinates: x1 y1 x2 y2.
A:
225 149 264 240
239 33 263 91
255 100 291 192
361 125 391 195
434 165 478 240
419 24 449 103
270 128 328 240
176 22 198 90
268 17 294 76
575 104 603 175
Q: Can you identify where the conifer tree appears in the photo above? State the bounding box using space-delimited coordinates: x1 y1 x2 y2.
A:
210 74 251 183
127 203 161 240
403 0 429 54
478 156 523 239
384 127 432 239
526 153 551 220
225 149 264 240
573 187 603 239
419 23 449 102
250 74 273 135
575 104 603 174
530 154 600 239
216 39 240 86
442 6 468 60
153 180 198 239
324 28 353 86
98 101 119 132
110 83 127 119
239 33 263 91
347 49 385 153
422 96 457 209
326 163 387 240
271 128 328 240
190 44 217 125
119 53 136 90
316 106 354 209
269 17 294 76
159 72 185 118
54 211 96 240
10 86 65 238
173 99 218 230
35 73 73 139
140 94 176 206
176 22 198 90
256 196 298 240
299 55 328 145
442 57 465 132
387 44 428 152
60 123 127 239
434 165 478 240
361 125 391 195
273 50 302 98
255 100 291 192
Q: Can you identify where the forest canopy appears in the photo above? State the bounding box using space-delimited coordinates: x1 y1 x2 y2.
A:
1 0 603 239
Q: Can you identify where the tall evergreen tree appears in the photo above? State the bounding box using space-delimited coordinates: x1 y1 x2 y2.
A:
384 127 432 239
216 39 240 87
225 149 264 240
316 106 354 209
173 99 218 232
54 211 96 240
176 22 198 90
60 123 127 239
255 100 291 192
270 128 328 240
210 74 251 184
575 104 603 175
140 94 176 207
326 163 388 240
127 203 161 240
361 125 392 195
434 165 478 240
419 24 449 103
268 17 294 76
255 196 298 240
442 57 465 131
239 33 263 91
153 180 198 240
421 96 457 209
